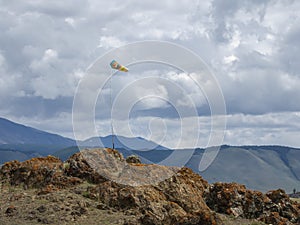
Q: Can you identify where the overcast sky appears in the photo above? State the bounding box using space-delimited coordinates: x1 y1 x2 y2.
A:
0 0 300 148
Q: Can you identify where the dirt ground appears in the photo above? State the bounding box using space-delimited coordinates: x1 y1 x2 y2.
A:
0 182 137 225
0 182 270 225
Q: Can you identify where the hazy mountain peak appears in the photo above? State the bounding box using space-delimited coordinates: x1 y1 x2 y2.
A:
0 117 75 152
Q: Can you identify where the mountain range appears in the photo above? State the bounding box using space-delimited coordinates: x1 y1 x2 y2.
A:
79 135 169 151
0 117 299 192
0 117 75 153
0 117 167 163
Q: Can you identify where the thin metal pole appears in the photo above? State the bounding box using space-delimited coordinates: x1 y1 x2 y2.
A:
110 69 115 149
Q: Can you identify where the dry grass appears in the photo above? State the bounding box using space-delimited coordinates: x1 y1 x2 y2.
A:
0 182 136 225
0 182 272 225
291 197 300 203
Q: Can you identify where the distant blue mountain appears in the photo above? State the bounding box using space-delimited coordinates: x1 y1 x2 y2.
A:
0 117 169 161
0 117 76 153
1 117 299 193
0 148 42 165
79 135 169 151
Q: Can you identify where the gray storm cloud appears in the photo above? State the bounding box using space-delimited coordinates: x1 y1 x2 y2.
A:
0 0 299 147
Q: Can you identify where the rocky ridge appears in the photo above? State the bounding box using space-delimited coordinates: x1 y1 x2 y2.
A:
0 148 299 225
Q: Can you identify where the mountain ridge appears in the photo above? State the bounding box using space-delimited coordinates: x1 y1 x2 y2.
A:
0 117 75 152
79 135 169 150
0 117 299 192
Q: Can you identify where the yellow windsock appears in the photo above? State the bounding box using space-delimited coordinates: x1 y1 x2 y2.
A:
110 60 129 72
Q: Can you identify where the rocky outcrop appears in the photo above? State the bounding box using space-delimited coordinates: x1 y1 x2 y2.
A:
86 168 219 225
126 155 141 164
1 148 299 225
0 156 81 189
205 182 300 224
64 148 178 186
65 149 219 224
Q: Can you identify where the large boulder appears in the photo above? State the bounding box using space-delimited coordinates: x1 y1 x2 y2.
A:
64 148 178 186
87 168 219 225
64 149 220 224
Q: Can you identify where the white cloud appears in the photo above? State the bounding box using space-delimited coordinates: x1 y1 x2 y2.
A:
64 17 75 27
224 112 300 147
130 12 152 26
0 52 25 98
29 49 81 99
223 55 238 64
1 0 300 147
98 36 126 49
30 49 58 71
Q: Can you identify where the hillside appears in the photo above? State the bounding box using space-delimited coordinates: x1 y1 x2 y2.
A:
0 118 168 159
121 146 300 192
0 148 44 165
187 146 300 192
79 135 169 151
98 146 300 193
0 148 299 225
0 118 299 192
0 117 75 153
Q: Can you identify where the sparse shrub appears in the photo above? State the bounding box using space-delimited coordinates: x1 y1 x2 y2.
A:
63 162 70 171
82 191 90 198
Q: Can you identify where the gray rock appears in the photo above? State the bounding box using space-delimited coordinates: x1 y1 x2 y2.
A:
126 155 141 164
37 205 47 213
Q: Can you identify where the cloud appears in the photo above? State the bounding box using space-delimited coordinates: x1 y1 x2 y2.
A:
189 0 300 116
98 36 126 49
93 68 208 122
224 112 300 147
0 0 300 147
0 53 25 98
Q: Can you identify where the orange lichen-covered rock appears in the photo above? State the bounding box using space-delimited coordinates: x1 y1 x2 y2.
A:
0 156 81 189
87 168 218 225
1 148 299 225
204 182 300 224
66 149 219 224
